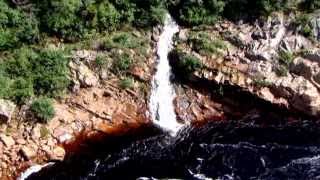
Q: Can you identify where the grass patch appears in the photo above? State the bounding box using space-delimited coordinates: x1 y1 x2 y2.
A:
119 77 134 89
188 31 227 57
103 31 148 50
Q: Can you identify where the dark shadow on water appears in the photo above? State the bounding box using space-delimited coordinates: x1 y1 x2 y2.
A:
28 120 320 180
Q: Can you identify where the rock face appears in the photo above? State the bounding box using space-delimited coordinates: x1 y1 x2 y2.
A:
69 51 99 89
0 99 16 123
172 12 320 118
0 134 15 147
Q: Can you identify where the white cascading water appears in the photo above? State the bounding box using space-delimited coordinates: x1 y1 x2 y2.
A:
149 13 183 135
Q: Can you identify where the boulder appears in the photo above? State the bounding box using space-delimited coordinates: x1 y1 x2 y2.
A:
20 146 36 160
0 134 15 147
52 146 65 160
0 99 16 123
69 61 99 88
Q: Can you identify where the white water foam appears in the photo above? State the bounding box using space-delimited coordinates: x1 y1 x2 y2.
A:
18 163 54 180
149 13 183 135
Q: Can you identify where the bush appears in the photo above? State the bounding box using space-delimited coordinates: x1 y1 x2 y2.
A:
0 1 39 48
97 2 121 31
0 29 17 50
295 14 313 38
275 65 289 77
31 97 55 122
0 47 70 103
119 77 134 89
103 32 145 50
172 0 225 26
38 0 84 41
10 78 34 105
253 78 272 87
112 52 132 73
188 32 226 56
278 51 294 66
32 49 70 97
170 49 202 74
95 55 108 69
300 0 320 11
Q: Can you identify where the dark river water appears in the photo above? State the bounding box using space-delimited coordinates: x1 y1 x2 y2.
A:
27 121 320 180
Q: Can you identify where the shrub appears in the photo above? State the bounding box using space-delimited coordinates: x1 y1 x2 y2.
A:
119 77 134 89
275 65 289 77
112 52 132 73
278 51 294 66
295 14 313 38
188 32 226 56
0 1 39 48
253 78 272 87
300 0 320 11
0 29 17 50
10 78 34 105
173 0 225 26
170 49 202 74
39 0 84 41
0 75 11 99
0 47 70 102
31 97 55 122
97 2 121 31
32 49 70 97
95 55 108 69
103 32 145 50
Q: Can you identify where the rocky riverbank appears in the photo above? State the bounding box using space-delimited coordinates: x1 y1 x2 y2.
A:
0 27 159 178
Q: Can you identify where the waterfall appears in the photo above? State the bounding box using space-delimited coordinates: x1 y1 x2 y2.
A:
149 14 183 135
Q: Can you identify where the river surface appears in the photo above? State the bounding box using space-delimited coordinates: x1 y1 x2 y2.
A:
26 121 320 180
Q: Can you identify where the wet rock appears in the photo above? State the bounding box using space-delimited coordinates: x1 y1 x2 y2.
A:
0 134 15 147
0 99 16 123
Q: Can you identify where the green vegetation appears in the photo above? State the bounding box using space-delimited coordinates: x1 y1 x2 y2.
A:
276 65 289 77
0 47 69 104
295 14 313 38
300 0 320 11
188 31 226 56
170 49 202 74
0 0 166 46
112 52 132 73
169 0 225 26
119 77 134 89
95 55 108 69
278 51 294 67
253 78 272 88
103 32 147 50
169 0 319 25
31 97 55 122
276 50 295 77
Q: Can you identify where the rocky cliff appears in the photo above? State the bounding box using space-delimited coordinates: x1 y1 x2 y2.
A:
170 11 320 123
